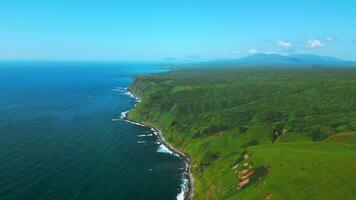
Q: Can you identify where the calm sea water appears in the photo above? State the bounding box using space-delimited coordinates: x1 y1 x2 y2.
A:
0 62 186 200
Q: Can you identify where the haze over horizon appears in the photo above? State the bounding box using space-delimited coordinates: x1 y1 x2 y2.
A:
1 0 355 61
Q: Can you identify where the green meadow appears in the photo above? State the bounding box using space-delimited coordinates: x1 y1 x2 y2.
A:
128 68 356 200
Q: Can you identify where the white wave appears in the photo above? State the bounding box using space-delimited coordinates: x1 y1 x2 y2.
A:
124 91 136 99
177 163 190 200
151 128 159 136
137 141 146 144
157 144 180 158
111 118 120 121
125 120 147 127
157 144 173 154
124 91 141 103
138 134 153 137
177 175 189 200
112 87 141 103
111 87 127 92
120 110 129 119
176 191 185 200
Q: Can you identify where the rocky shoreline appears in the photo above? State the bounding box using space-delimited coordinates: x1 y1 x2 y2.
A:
123 90 194 200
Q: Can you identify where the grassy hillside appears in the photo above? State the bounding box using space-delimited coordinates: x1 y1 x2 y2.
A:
128 68 356 200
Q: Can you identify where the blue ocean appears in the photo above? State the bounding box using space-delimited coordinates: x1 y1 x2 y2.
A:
0 62 186 200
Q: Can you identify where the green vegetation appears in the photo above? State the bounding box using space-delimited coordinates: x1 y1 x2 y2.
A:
128 68 356 200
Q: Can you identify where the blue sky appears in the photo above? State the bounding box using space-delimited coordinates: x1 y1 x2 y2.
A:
0 0 355 61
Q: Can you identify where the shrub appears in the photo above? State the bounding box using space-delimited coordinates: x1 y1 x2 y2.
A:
309 128 328 141
243 140 259 148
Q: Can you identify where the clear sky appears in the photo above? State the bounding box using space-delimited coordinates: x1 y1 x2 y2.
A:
0 0 355 61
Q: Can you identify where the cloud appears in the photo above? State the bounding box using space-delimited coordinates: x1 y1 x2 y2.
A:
248 49 257 54
305 39 325 49
277 40 293 48
325 35 337 42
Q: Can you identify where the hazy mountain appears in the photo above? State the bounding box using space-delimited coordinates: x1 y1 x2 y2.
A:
194 54 356 68
163 55 205 63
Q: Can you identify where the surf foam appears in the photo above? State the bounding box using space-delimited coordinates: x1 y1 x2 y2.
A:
157 144 173 154
120 110 129 119
124 91 141 103
157 144 180 157
138 134 153 137
111 87 126 92
177 163 190 200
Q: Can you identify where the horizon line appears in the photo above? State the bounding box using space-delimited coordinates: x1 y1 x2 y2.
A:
0 53 355 63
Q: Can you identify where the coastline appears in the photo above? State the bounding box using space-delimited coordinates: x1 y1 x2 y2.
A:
122 90 195 200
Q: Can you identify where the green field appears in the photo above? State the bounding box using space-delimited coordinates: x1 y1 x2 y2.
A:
128 68 356 200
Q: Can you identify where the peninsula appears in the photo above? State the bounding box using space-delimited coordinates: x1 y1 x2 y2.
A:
127 67 356 200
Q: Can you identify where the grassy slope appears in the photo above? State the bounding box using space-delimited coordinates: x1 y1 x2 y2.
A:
128 68 356 200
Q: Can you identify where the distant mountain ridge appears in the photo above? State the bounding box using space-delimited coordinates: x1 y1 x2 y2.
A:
195 54 356 68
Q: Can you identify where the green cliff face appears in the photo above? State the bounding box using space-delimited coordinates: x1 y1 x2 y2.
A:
129 68 356 200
